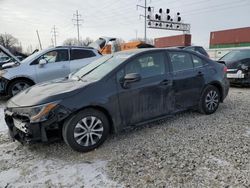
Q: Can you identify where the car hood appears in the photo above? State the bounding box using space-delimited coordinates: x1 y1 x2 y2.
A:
7 78 95 108
225 58 250 69
0 45 21 64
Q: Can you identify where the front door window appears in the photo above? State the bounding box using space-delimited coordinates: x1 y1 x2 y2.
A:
41 50 69 63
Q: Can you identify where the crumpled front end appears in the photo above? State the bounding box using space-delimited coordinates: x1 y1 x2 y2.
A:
4 104 71 143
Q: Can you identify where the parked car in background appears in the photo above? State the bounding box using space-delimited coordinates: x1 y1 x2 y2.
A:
220 49 250 86
0 56 11 65
184 46 210 58
5 48 229 152
0 45 21 68
0 46 101 97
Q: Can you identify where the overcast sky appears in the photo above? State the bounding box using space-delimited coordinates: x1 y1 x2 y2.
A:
0 0 250 51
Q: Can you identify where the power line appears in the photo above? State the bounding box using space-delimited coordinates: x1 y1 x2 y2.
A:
183 1 250 17
51 25 58 47
181 0 249 15
72 10 83 44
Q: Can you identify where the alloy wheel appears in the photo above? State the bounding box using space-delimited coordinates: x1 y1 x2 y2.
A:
12 82 30 96
73 116 104 147
205 90 219 111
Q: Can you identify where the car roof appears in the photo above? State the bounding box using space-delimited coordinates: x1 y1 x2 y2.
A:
114 48 193 56
55 46 95 50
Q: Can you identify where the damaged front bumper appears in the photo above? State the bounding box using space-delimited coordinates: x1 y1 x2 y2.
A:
4 106 71 143
227 69 250 85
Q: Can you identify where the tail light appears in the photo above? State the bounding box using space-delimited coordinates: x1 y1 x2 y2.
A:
223 66 228 73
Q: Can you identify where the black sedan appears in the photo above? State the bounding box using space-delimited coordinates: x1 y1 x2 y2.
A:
220 49 250 86
4 49 229 152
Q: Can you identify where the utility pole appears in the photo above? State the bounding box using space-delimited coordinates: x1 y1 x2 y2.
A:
51 38 54 47
51 25 58 47
137 0 148 42
72 10 83 44
36 30 42 50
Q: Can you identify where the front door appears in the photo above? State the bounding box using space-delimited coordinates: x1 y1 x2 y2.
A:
117 51 174 126
35 49 70 82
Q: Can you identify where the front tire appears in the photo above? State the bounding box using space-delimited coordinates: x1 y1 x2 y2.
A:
198 85 220 115
7 79 33 97
62 108 110 152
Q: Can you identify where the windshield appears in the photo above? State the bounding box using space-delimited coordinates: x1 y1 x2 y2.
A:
220 50 250 63
20 49 47 64
72 52 135 81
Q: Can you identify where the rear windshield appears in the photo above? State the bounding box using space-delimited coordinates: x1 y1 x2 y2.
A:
220 50 250 62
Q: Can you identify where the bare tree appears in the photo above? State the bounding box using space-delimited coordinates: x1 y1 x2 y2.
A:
0 33 19 49
63 37 94 46
115 38 125 45
63 38 79 46
83 37 93 46
130 38 154 45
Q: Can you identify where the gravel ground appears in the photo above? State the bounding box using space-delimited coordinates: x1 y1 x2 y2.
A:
0 87 249 187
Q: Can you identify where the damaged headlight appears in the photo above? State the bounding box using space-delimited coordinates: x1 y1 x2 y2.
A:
12 101 60 123
241 64 249 71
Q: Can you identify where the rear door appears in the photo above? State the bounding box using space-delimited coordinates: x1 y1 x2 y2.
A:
69 49 99 73
168 51 205 110
35 49 70 82
117 51 174 125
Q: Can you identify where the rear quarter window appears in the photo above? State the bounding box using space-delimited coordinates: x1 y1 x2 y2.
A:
192 54 206 68
70 49 96 60
169 52 193 72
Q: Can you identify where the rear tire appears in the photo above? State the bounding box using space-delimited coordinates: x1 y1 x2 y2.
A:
7 79 34 97
198 85 220 115
62 108 110 152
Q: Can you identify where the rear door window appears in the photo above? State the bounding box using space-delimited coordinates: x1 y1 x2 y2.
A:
192 55 205 68
70 49 96 60
168 52 193 72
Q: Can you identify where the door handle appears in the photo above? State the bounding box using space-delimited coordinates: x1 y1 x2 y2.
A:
160 79 170 85
197 71 204 77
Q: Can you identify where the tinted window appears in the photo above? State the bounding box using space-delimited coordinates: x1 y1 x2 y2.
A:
40 50 69 64
169 52 193 72
71 49 96 60
196 47 208 57
125 52 165 79
192 55 204 68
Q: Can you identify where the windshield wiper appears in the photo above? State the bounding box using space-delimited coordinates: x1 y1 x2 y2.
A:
76 75 84 82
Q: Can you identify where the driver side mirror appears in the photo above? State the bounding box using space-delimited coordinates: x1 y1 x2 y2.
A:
39 59 47 66
122 73 141 89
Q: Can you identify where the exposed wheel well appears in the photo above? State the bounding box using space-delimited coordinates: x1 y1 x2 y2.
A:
208 82 223 102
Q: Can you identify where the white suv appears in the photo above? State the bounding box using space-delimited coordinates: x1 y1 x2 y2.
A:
0 45 101 97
